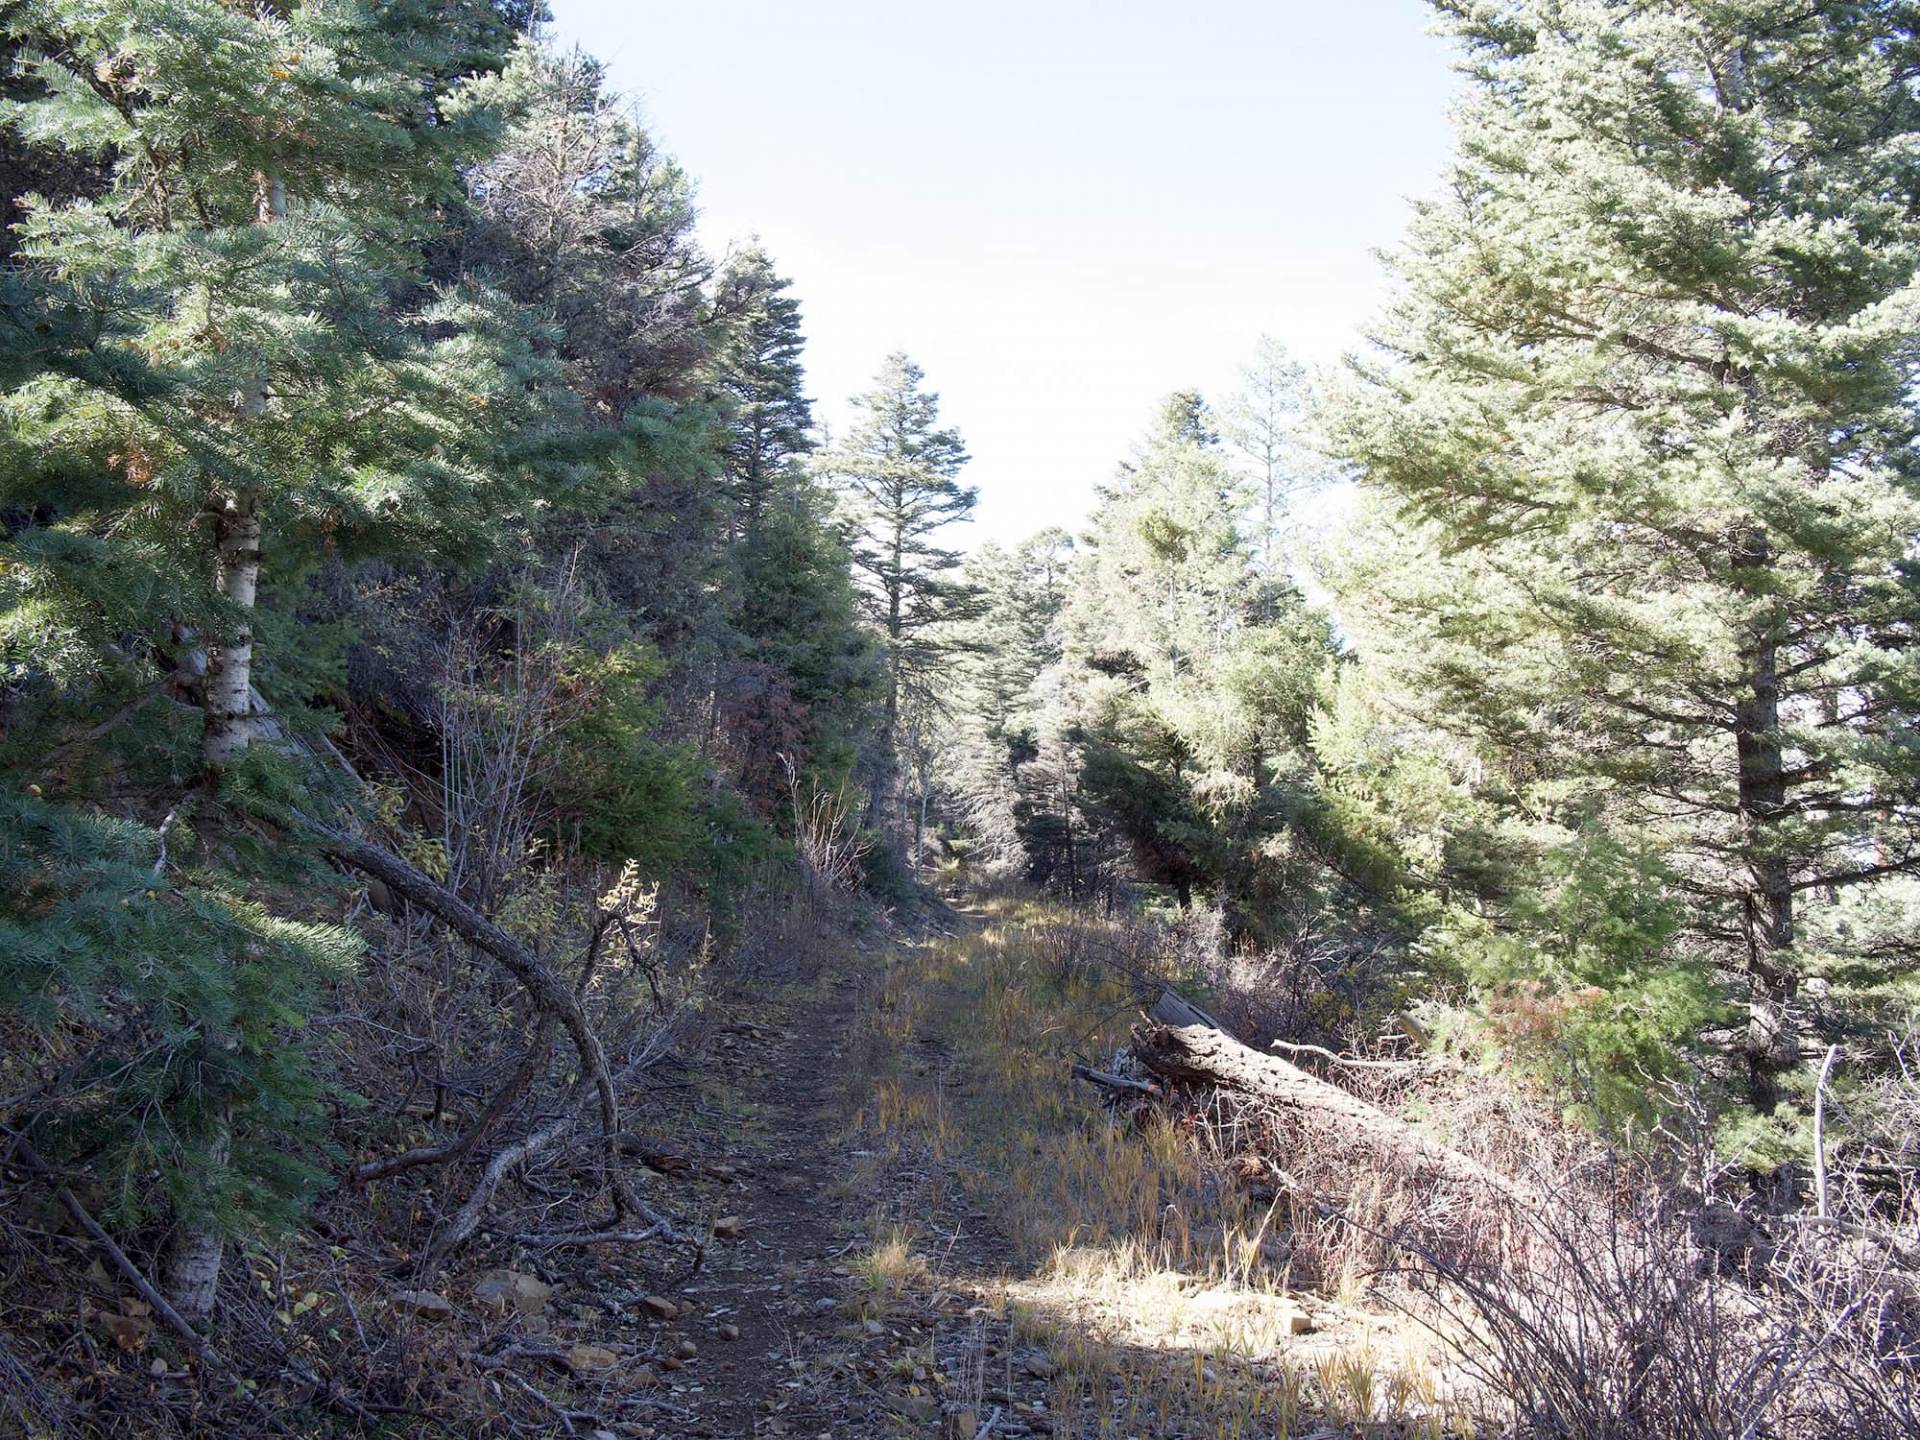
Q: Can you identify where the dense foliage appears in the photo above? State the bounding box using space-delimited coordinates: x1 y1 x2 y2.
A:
3 2 1919 1426
0 0 967 1325
928 0 1920 1156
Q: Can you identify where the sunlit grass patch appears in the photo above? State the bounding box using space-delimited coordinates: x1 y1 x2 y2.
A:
830 897 1492 1435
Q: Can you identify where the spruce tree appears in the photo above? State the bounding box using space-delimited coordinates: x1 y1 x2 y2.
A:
1 0 555 1310
1328 0 1920 1112
712 243 815 540
827 353 978 841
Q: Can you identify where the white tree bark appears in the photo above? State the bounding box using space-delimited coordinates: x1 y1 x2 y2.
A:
199 494 263 767
160 1121 228 1320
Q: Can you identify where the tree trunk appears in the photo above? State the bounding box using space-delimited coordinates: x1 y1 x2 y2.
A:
161 1113 229 1321
167 169 284 1317
1732 528 1796 1111
200 494 262 768
1130 1021 1531 1202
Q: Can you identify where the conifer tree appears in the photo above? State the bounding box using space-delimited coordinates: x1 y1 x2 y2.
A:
1223 335 1320 573
2 0 554 1310
827 353 978 838
938 530 1073 878
1056 393 1332 923
1328 0 1920 1112
713 243 815 540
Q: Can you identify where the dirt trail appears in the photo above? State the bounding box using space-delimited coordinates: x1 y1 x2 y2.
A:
631 914 1021 1439
616 902 1437 1439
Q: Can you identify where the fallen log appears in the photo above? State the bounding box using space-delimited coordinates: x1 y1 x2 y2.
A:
1130 1021 1533 1203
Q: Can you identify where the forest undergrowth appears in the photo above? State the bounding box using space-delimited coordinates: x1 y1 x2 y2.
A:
835 893 1920 1440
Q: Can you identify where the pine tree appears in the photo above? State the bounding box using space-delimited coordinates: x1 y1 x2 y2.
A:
1327 0 1920 1113
827 353 979 843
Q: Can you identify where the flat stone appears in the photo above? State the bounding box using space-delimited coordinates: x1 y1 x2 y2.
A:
392 1288 454 1321
568 1343 619 1371
473 1268 553 1317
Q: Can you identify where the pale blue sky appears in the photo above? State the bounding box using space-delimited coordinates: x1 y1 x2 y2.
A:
545 1 1461 544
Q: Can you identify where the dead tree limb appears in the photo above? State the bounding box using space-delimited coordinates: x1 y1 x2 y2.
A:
7 1136 295 1437
1071 1062 1156 1096
299 817 678 1258
422 1110 582 1271
1268 1038 1438 1073
351 1016 557 1185
1131 1022 1534 1203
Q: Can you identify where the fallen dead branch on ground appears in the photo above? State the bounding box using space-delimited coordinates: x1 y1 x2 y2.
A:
302 815 685 1271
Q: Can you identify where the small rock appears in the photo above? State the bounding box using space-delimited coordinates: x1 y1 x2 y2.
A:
661 1355 685 1372
392 1289 455 1321
567 1343 619 1371
472 1268 553 1317
674 1339 699 1360
712 1214 745 1239
864 1318 885 1336
1022 1352 1055 1379
717 1322 741 1341
1280 1305 1314 1335
642 1294 678 1320
632 1365 660 1387
812 1297 837 1313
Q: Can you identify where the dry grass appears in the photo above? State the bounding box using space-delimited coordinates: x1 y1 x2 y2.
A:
835 897 1920 1437
835 897 1484 1437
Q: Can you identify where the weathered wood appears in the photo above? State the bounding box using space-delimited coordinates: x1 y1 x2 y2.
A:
1146 985 1226 1032
1131 1021 1530 1201
1269 1038 1437 1073
1071 1062 1156 1096
300 816 682 1263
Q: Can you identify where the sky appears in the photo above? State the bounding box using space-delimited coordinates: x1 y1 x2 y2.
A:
545 1 1463 546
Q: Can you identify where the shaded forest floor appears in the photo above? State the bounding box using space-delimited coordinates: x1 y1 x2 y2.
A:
1 897 1459 1438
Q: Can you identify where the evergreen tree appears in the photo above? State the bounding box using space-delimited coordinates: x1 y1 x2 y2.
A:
712 242 815 540
1223 334 1320 573
1 0 554 1310
1327 0 1920 1113
1055 392 1333 924
938 529 1073 879
827 353 979 841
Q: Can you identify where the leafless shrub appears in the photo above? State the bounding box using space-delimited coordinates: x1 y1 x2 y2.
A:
785 755 870 912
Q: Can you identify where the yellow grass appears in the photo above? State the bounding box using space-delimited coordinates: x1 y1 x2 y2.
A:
834 897 1484 1437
